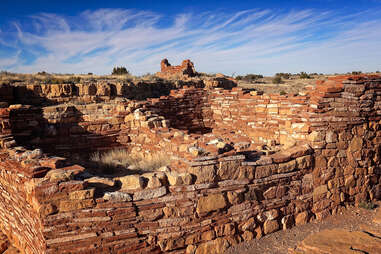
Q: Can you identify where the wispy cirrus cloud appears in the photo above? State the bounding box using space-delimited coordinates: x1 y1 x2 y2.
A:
0 8 381 75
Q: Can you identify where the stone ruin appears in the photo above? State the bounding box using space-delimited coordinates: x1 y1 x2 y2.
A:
0 67 380 253
157 59 197 78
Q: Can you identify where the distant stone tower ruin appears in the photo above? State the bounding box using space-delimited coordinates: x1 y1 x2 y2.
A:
157 58 197 78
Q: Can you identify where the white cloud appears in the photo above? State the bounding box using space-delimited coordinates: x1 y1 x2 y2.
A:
1 8 381 75
0 51 21 69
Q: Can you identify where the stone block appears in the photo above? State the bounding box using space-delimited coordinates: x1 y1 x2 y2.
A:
188 165 216 183
103 191 132 202
255 164 277 178
118 175 144 191
313 184 328 200
59 199 94 212
345 175 356 188
296 155 312 169
295 211 309 225
278 160 296 173
166 171 184 186
349 136 363 152
308 131 325 142
197 194 227 214
326 131 338 143
69 189 95 200
195 238 230 254
263 220 279 234
240 217 256 232
133 186 167 201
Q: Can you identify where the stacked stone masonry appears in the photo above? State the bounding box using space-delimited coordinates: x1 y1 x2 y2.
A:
158 59 197 78
0 75 380 253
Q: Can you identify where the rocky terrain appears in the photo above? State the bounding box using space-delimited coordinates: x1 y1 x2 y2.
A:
226 202 381 254
0 61 380 253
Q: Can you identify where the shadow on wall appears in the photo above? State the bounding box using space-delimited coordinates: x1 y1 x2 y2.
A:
8 92 127 176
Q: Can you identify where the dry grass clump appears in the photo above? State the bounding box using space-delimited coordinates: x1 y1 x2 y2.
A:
90 149 170 173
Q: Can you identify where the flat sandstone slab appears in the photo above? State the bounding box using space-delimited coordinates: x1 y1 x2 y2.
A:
291 228 381 254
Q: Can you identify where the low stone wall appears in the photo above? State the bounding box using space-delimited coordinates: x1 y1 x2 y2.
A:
0 144 315 254
0 80 196 106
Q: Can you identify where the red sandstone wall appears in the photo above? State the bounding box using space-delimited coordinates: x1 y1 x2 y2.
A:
209 87 310 145
0 161 47 254
9 104 125 157
0 75 380 253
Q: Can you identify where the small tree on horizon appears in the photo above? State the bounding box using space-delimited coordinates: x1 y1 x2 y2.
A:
272 76 282 84
112 66 129 75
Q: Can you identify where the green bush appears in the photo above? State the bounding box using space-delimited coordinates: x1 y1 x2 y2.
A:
272 76 282 84
299 72 312 79
275 73 291 79
235 74 263 82
112 66 129 75
352 71 362 75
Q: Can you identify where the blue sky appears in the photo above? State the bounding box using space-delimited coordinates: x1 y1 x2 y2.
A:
1 0 381 75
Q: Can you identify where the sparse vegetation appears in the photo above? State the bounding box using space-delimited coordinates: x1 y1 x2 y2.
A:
299 72 312 79
351 71 362 75
112 66 129 75
280 90 286 95
359 201 376 210
90 149 170 173
235 74 264 82
275 73 291 80
272 76 282 84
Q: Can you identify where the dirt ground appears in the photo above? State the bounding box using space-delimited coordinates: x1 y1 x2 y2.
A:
224 204 379 254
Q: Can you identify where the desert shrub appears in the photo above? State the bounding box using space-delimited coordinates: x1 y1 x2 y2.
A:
0 71 13 76
299 72 312 79
236 74 263 82
140 73 159 81
351 71 362 75
90 149 170 173
198 72 215 78
275 73 291 79
112 66 129 75
37 71 48 75
279 90 286 95
87 72 93 75
376 71 380 73
67 76 81 84
39 76 81 84
272 76 282 84
359 201 376 210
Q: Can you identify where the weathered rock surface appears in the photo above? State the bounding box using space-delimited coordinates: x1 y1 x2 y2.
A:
291 229 381 254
